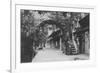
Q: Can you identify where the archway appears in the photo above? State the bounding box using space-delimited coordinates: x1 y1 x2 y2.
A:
38 19 62 50
39 20 61 27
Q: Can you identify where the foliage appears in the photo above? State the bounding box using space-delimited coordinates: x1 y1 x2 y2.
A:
21 10 89 48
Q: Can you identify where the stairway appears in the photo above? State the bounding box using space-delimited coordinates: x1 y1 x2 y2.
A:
71 46 78 55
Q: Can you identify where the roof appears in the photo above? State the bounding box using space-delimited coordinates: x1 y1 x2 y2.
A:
48 29 61 39
74 15 89 35
79 15 89 28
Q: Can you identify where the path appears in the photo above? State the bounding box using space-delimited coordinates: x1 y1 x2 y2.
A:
32 47 89 62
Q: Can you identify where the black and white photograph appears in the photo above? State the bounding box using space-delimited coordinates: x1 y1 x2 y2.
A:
21 9 90 63
0 0 99 73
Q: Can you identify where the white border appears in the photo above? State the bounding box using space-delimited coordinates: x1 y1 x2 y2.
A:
11 3 96 73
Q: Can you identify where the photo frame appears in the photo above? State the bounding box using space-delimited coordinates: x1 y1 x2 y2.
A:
11 0 96 73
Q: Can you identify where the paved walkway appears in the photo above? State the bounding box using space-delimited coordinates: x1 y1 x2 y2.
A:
32 47 89 62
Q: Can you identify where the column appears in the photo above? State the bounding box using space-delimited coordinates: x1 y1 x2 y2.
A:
60 37 62 50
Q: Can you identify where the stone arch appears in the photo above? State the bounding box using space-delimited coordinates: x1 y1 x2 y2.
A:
39 19 62 29
38 19 62 49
